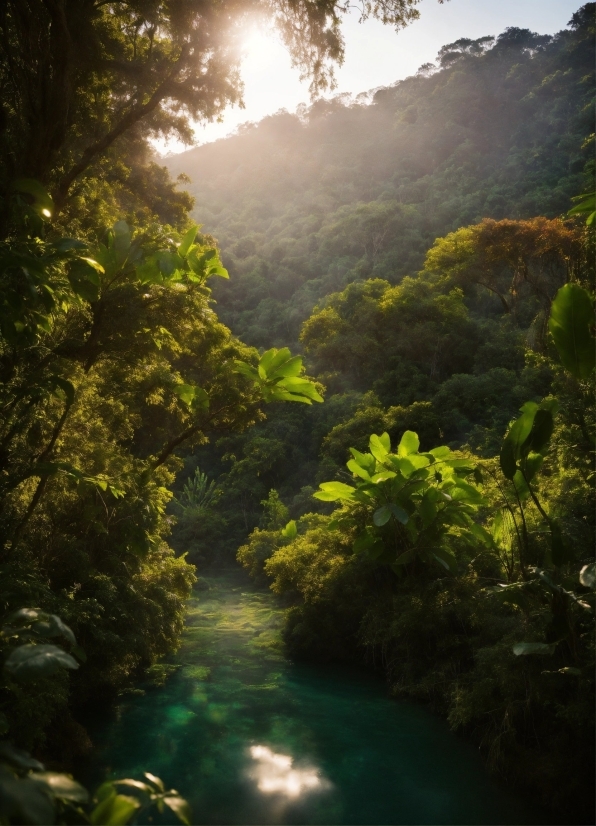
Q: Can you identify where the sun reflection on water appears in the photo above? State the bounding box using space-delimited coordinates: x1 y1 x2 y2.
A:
247 745 329 798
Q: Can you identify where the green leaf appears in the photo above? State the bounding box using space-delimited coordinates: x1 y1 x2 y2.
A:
369 434 389 462
114 779 153 794
469 522 493 547
259 347 292 377
278 377 323 402
568 191 595 218
548 283 595 379
431 547 458 573
349 448 376 473
90 791 140 825
512 469 531 502
500 402 538 478
397 430 419 456
347 459 372 481
234 361 259 381
4 643 79 682
177 226 198 258
388 503 409 524
313 482 355 501
450 479 485 504
523 451 544 484
281 520 297 539
524 406 556 455
31 772 88 804
143 773 165 792
163 795 192 825
392 548 416 566
32 613 76 645
512 642 556 656
269 356 302 378
174 384 209 411
206 261 229 279
0 768 55 825
373 506 392 526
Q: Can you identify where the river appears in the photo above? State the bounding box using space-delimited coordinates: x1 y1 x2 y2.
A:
87 567 545 825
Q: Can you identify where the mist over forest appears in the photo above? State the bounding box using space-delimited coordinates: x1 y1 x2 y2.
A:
168 18 592 347
0 2 594 824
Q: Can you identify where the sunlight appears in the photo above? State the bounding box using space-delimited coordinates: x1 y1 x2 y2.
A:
247 745 327 798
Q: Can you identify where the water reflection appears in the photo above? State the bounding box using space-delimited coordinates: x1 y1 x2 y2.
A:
248 745 328 798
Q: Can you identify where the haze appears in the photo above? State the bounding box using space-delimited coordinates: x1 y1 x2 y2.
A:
157 0 583 152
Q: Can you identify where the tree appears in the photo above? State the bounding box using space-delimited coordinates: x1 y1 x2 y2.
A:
0 0 447 224
423 218 586 322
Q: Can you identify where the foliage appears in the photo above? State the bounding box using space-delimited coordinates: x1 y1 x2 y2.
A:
238 259 595 820
314 430 486 574
0 611 191 825
0 0 440 230
235 347 324 404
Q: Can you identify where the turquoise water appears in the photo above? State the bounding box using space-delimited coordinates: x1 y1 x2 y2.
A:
89 568 545 825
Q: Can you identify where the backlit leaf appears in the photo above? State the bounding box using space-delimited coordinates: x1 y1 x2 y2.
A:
549 283 595 379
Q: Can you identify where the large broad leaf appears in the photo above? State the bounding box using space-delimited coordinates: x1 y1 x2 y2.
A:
32 772 88 804
373 506 392 526
369 434 389 462
278 377 323 402
177 225 198 258
163 795 192 825
259 347 292 378
4 643 79 682
397 430 419 456
234 361 259 381
349 448 376 473
500 402 538 479
174 384 209 412
522 451 544 484
269 356 302 378
387 503 409 524
90 791 140 826
313 482 355 501
512 642 556 656
568 191 595 225
548 283 595 379
31 614 76 646
347 459 372 481
524 403 558 455
0 768 55 825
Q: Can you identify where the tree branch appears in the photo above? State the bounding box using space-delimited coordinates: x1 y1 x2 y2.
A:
53 47 188 208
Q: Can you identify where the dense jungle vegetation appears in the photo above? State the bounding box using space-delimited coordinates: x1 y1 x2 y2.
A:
168 5 595 822
0 0 593 823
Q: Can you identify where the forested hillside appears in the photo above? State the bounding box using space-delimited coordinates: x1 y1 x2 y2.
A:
168 8 594 348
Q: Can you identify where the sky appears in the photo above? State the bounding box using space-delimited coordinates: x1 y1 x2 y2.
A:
157 0 583 155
